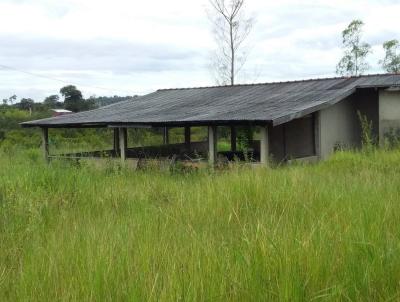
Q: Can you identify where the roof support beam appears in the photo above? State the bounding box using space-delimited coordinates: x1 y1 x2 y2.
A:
119 127 127 163
108 124 152 129
163 127 169 145
41 127 49 163
260 125 269 166
208 126 217 165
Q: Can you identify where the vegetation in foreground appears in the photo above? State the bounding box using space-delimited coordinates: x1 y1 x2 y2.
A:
1 149 400 301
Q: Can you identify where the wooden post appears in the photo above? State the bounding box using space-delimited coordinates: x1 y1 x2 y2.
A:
119 127 127 163
230 126 237 152
260 125 269 165
41 127 49 163
208 126 217 165
113 128 120 154
163 127 169 144
184 126 191 151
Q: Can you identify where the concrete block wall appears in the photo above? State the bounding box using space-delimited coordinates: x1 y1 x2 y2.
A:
318 89 380 160
379 90 400 146
319 97 359 160
269 115 316 161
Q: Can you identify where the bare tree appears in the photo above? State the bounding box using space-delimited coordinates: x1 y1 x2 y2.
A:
208 0 253 85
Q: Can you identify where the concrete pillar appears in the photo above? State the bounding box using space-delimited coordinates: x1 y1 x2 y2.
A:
260 125 269 165
163 127 169 145
119 127 127 162
41 127 49 163
208 126 217 165
230 126 237 152
184 126 191 151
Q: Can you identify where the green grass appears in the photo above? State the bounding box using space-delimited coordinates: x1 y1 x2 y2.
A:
1 149 400 301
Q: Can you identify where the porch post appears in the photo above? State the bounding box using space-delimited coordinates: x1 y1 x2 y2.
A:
163 127 169 144
41 127 49 163
119 127 127 162
184 126 191 151
260 125 269 165
208 126 217 165
230 126 237 152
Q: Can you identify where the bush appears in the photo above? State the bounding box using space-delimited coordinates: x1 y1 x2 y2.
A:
383 127 400 148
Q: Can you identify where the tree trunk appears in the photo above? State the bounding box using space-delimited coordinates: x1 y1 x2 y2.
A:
355 51 358 76
229 19 235 85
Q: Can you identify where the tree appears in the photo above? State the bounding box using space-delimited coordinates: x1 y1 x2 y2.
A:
60 85 85 112
336 20 371 76
380 39 400 73
85 95 97 111
8 95 17 105
208 0 254 85
43 94 61 108
16 98 35 115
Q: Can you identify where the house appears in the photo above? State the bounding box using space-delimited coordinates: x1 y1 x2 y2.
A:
22 74 400 165
51 109 73 117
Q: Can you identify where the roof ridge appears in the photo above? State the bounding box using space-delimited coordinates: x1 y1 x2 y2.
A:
157 73 400 91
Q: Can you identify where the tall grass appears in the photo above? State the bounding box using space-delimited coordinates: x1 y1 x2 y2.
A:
1 149 400 301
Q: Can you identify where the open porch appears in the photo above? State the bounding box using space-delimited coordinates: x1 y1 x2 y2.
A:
40 125 272 167
39 112 321 168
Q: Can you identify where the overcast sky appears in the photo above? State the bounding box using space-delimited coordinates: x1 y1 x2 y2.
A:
0 0 399 102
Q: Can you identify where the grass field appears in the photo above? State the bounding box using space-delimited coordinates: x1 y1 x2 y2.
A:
1 149 400 301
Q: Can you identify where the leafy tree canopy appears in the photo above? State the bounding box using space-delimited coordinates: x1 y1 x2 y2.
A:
336 20 371 76
380 39 400 73
16 98 34 111
43 95 62 108
60 85 94 112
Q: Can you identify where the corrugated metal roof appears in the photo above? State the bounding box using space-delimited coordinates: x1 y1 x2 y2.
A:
22 74 400 128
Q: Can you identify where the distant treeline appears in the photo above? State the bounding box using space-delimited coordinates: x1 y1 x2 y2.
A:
1 84 138 114
0 85 139 152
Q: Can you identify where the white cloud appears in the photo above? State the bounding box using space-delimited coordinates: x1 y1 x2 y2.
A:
0 0 399 101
